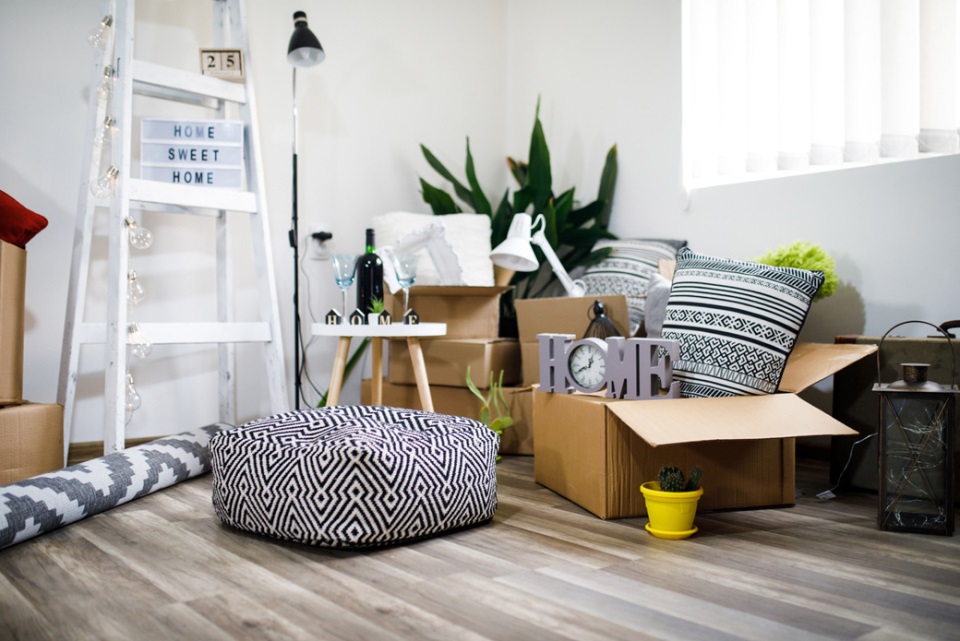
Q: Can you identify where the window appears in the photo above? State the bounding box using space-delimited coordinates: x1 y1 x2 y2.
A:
682 0 960 189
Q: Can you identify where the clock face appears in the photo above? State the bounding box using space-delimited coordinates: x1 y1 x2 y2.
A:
568 341 607 392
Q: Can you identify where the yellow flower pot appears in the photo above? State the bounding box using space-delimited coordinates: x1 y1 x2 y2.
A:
640 481 704 540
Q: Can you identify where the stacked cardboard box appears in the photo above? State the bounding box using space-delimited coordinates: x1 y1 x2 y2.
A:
0 240 63 484
376 285 534 454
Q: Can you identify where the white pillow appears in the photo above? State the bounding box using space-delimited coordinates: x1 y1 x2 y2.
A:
643 272 672 338
372 212 494 286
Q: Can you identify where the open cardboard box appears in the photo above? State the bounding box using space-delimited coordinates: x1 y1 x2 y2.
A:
385 285 510 339
533 342 878 519
515 295 630 386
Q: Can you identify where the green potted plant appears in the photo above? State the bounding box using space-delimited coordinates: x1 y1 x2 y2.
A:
418 99 618 300
466 367 513 461
640 466 704 540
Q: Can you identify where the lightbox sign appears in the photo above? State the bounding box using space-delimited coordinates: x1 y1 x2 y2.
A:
140 119 244 189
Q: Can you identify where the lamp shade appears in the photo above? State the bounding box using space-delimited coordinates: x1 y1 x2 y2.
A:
491 213 538 271
491 237 538 272
287 11 324 67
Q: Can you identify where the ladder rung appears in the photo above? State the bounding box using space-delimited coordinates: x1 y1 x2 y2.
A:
128 178 257 213
132 59 247 104
79 322 273 345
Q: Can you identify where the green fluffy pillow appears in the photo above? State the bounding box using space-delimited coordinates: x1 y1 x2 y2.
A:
756 241 837 301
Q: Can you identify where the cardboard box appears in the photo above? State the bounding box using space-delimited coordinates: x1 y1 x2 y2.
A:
388 338 521 389
515 295 631 386
0 241 26 405
533 342 877 519
361 379 534 455
385 286 510 339
0 403 64 484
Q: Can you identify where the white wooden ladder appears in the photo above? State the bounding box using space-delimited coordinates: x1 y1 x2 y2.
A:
58 0 288 459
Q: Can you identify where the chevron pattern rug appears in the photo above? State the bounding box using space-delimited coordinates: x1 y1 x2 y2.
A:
0 424 230 549
210 406 499 548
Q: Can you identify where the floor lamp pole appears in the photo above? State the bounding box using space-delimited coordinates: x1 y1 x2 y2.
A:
290 66 302 410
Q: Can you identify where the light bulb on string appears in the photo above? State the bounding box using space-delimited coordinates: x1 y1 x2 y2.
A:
124 372 141 424
125 216 154 250
93 114 117 147
127 270 145 305
88 15 113 50
127 323 152 360
90 165 119 198
98 65 116 98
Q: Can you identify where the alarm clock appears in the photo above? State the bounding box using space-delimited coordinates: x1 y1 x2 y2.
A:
537 333 681 400
566 337 609 393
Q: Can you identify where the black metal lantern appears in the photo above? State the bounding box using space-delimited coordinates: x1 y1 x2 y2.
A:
874 321 958 536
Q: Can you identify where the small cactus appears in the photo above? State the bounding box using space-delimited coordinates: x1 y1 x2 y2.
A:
685 465 702 491
657 465 703 492
658 466 685 492
658 466 682 486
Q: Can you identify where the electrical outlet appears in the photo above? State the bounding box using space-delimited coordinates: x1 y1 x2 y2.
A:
305 224 332 260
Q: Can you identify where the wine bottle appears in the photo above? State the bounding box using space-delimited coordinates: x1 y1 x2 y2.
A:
355 228 383 323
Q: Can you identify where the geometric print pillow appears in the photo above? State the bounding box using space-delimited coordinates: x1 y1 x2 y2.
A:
210 406 499 548
581 239 687 335
661 248 824 398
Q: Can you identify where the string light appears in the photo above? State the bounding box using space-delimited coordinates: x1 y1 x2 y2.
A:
97 65 116 98
88 15 113 50
93 114 117 147
124 373 141 424
127 323 152 360
127 270 145 305
90 165 119 198
125 216 154 250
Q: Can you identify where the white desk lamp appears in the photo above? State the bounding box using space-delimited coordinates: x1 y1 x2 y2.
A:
490 213 586 297
380 222 464 293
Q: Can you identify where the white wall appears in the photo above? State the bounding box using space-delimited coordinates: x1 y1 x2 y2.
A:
0 0 507 442
1 0 957 445
507 0 960 343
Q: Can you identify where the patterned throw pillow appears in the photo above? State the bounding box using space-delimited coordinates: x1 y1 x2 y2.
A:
581 239 686 335
661 248 824 398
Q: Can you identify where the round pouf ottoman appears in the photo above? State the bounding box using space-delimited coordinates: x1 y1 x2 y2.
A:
210 405 499 548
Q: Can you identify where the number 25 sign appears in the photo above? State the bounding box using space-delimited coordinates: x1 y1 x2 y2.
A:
200 49 244 80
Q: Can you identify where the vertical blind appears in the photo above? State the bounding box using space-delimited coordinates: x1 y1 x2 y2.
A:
683 0 960 186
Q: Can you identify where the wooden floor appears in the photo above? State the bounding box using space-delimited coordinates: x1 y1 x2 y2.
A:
1 456 958 641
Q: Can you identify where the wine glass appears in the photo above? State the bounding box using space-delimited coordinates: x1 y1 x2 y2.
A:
390 253 420 314
331 254 358 317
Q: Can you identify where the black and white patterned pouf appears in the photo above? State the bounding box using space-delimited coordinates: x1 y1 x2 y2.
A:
210 406 499 548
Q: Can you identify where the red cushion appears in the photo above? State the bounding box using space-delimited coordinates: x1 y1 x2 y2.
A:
0 189 48 248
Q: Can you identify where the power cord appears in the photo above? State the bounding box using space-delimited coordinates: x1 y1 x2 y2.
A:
816 432 876 500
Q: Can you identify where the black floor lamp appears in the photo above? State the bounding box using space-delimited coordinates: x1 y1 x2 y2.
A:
287 11 324 409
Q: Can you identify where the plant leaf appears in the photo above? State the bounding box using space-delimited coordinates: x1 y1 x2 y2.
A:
553 188 575 233
507 157 527 186
540 199 559 249
464 138 492 216
491 191 514 248
421 144 475 209
595 144 618 229
524 102 554 215
479 406 491 425
420 178 463 215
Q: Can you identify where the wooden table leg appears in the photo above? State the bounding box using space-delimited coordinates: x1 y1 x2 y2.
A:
325 336 352 406
406 337 434 412
371 337 383 405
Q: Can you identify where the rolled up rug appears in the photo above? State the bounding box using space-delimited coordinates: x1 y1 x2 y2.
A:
0 423 230 550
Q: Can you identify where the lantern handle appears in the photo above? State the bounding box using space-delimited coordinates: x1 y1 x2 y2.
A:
876 320 957 389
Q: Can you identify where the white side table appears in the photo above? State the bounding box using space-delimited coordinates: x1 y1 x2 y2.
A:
310 322 447 411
